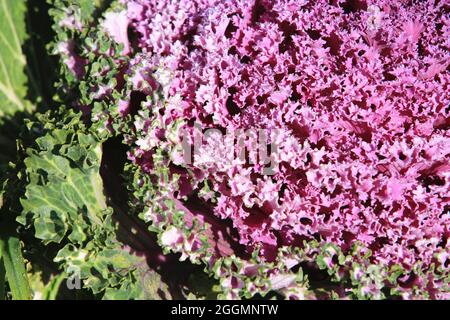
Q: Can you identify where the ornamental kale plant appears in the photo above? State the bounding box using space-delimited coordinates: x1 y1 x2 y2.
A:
0 0 448 300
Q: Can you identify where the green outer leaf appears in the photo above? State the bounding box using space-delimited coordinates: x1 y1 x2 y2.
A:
20 143 107 243
0 234 31 300
0 0 34 116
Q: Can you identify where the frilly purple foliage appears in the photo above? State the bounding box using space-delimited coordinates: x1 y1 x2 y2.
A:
95 0 449 298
